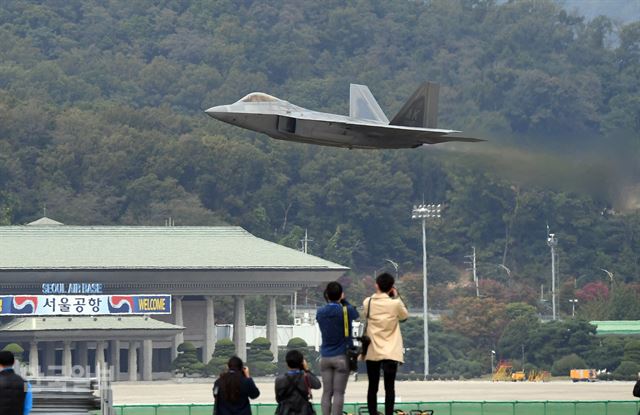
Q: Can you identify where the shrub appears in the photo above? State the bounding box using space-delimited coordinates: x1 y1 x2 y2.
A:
287 337 308 349
172 342 204 376
612 360 640 380
551 354 587 376
2 343 24 361
247 337 277 376
435 359 483 379
204 339 236 377
623 340 640 365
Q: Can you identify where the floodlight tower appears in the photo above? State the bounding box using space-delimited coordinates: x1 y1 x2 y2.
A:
547 231 558 320
412 203 441 379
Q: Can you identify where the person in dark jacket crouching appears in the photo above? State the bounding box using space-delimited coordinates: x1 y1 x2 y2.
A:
213 356 260 415
0 350 32 415
275 350 321 415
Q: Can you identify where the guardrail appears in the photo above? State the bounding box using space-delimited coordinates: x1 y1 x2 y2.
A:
31 377 100 414
111 400 640 415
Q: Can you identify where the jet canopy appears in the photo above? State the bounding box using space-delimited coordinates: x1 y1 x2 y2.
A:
240 92 281 103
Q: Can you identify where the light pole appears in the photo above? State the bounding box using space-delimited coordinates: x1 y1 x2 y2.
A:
491 350 496 377
547 231 558 320
412 203 441 379
600 268 614 288
384 259 399 277
569 299 578 318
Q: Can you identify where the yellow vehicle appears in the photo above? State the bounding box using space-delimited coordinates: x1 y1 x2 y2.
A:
570 369 597 382
511 371 526 381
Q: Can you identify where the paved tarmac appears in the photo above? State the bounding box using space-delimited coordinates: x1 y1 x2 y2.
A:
113 379 638 404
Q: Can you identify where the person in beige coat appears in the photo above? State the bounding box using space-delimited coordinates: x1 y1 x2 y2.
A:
362 272 409 415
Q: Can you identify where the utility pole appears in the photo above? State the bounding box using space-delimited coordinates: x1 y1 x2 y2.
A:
301 229 313 254
293 229 313 325
465 247 479 297
547 228 558 320
569 299 578 318
412 203 441 379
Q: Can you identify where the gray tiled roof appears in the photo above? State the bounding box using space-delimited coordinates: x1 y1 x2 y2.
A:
0 226 348 271
0 316 183 331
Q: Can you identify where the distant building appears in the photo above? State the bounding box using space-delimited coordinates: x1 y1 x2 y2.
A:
0 218 347 380
590 320 640 336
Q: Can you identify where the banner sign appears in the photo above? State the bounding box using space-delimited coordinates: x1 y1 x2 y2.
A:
0 295 172 316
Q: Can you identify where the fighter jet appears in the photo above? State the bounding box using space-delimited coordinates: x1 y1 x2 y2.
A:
205 82 483 149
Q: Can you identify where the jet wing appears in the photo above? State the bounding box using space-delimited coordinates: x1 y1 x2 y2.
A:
344 122 484 145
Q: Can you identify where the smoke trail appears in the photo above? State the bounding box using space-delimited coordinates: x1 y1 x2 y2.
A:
431 132 640 211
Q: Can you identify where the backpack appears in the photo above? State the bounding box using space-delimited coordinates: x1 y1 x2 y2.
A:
275 374 316 415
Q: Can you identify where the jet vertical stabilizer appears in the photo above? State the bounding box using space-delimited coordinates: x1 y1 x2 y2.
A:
390 82 439 128
349 84 389 124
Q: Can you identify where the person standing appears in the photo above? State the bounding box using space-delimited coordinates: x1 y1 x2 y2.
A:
362 273 409 415
0 350 32 415
316 281 359 415
213 356 260 415
275 350 321 415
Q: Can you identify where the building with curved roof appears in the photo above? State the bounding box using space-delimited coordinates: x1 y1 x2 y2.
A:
0 218 347 380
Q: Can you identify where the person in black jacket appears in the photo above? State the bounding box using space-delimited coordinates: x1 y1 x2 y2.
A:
275 350 321 415
213 356 260 415
0 350 32 415
634 371 640 415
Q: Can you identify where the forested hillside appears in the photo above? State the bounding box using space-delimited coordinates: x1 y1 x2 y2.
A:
0 0 639 322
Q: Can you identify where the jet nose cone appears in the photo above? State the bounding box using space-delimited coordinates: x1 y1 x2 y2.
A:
205 105 230 120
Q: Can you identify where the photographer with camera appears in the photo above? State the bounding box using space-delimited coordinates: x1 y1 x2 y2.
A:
213 356 260 415
362 273 409 415
316 281 359 415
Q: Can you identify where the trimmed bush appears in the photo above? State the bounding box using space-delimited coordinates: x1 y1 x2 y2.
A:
2 343 24 361
287 337 308 349
171 342 204 376
247 337 276 376
204 338 236 377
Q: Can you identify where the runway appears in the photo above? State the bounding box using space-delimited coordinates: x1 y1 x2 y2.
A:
112 379 638 404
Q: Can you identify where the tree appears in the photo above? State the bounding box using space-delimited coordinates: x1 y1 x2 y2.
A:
2 343 24 362
204 338 236 377
247 337 276 376
584 336 624 372
612 361 640 380
443 297 508 347
551 353 587 376
171 342 204 377
623 340 640 365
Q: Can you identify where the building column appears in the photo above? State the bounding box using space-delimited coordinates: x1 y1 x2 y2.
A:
63 340 72 377
45 342 56 376
172 296 184 360
110 340 121 381
29 341 39 376
95 341 106 377
204 296 216 364
267 296 278 362
142 339 153 381
76 341 88 375
128 342 138 381
233 296 247 361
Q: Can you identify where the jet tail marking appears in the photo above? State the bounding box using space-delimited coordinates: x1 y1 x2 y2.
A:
390 82 439 129
349 84 389 124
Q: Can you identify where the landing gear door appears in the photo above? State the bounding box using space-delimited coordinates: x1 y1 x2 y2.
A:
277 116 296 133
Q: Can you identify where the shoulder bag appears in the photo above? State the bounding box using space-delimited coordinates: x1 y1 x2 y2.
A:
343 305 359 372
356 297 373 359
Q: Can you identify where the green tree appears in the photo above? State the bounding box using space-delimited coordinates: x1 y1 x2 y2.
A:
204 338 236 377
171 342 204 377
247 337 276 376
551 353 587 376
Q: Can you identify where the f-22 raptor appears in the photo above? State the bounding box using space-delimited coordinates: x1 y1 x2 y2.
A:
206 82 482 149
